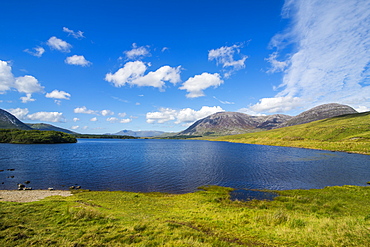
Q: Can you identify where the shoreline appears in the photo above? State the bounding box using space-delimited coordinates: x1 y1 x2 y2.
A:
0 189 72 202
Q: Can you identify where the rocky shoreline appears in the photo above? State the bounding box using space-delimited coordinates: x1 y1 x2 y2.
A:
0 190 72 202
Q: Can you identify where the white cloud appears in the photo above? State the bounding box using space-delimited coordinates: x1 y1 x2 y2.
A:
120 118 132 123
65 55 92 67
213 96 235 105
106 117 118 123
249 96 302 113
355 106 370 113
0 60 44 97
90 117 98 122
7 108 29 120
105 61 181 90
118 112 127 117
15 75 44 94
146 106 224 125
71 125 80 130
101 110 114 116
45 90 71 100
24 47 45 57
27 111 66 123
124 43 150 60
265 52 288 73
73 118 80 122
252 0 370 113
0 60 15 93
74 106 97 114
20 93 36 103
47 36 72 52
180 72 223 98
208 44 248 78
63 27 84 39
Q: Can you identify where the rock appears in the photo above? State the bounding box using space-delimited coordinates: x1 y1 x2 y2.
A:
18 184 25 190
48 187 54 191
69 186 75 190
24 181 30 184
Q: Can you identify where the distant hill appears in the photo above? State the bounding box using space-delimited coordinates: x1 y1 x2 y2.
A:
0 109 32 130
177 112 292 136
115 130 166 137
27 123 76 134
177 103 358 137
277 103 358 128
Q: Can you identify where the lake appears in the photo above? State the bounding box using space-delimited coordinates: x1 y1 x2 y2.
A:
0 139 369 193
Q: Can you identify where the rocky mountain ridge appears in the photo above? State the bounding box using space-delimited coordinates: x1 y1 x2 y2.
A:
177 103 359 136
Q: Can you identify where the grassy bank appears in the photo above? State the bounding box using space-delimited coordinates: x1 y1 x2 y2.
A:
1 185 370 246
211 112 370 155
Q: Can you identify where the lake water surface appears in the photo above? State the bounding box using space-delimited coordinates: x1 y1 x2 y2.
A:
0 139 369 193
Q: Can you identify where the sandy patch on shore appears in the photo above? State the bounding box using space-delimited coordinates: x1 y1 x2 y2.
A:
0 190 72 202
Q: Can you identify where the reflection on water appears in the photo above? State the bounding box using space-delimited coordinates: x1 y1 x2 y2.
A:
0 139 369 194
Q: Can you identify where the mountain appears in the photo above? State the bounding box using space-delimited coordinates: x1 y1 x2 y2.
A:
277 103 358 128
27 123 76 134
0 109 32 130
177 103 357 137
177 112 292 136
115 130 166 137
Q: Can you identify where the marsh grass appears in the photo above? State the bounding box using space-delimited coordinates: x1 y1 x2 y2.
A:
1 185 370 246
212 112 370 155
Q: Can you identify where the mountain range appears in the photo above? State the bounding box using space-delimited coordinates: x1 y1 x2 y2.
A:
0 103 360 137
177 103 358 136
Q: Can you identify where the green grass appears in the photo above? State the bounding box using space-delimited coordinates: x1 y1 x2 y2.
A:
211 112 370 155
1 185 370 246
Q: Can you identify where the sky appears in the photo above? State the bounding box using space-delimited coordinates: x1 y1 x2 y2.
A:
0 0 369 134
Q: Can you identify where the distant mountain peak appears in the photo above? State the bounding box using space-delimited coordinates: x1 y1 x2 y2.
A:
0 109 32 130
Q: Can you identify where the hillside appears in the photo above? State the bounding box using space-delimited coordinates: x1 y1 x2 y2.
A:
0 109 32 130
213 111 370 154
177 112 292 136
27 123 76 134
277 103 357 128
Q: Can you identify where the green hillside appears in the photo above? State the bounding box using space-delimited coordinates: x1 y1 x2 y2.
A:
212 112 370 155
0 129 77 144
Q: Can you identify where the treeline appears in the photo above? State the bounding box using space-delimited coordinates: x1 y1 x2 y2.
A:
0 129 77 144
73 134 137 139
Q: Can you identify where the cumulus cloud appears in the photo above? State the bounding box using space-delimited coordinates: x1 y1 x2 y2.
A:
106 117 132 123
251 0 370 113
63 27 84 39
90 117 98 122
101 110 114 116
74 106 97 114
27 111 66 123
71 125 79 130
7 108 29 120
118 112 127 117
24 47 45 57
249 96 302 113
208 44 248 78
20 94 36 103
146 106 224 125
105 61 181 90
0 60 44 101
124 43 151 60
47 36 72 52
180 73 223 98
65 55 92 67
120 118 132 123
73 118 80 122
45 90 71 100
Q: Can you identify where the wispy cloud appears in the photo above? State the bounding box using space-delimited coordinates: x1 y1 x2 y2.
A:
208 44 248 78
213 96 235 105
250 0 370 113
63 27 84 39
24 46 45 57
124 43 151 60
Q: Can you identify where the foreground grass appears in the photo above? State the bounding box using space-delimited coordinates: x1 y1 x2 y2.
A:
1 185 370 246
211 112 370 155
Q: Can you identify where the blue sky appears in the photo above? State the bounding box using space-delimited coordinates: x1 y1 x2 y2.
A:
1 0 369 134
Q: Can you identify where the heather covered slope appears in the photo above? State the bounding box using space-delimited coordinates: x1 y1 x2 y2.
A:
213 111 370 154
